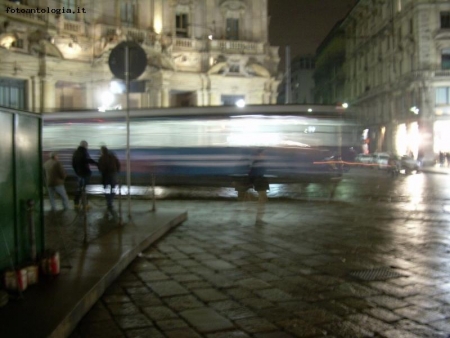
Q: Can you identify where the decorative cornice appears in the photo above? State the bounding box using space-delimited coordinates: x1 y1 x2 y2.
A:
220 0 246 12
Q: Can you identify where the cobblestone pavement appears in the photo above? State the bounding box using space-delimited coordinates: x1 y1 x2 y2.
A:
69 199 450 338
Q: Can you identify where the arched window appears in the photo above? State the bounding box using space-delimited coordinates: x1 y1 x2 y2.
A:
220 0 246 41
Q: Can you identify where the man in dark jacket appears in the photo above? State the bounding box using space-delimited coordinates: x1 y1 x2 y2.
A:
72 140 97 208
98 146 121 209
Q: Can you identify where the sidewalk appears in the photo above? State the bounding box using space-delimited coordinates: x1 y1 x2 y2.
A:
70 200 450 337
0 199 187 338
420 164 450 175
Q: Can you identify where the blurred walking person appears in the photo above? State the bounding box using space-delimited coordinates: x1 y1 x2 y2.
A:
98 146 121 210
43 152 69 211
439 151 445 167
72 140 97 209
248 148 269 225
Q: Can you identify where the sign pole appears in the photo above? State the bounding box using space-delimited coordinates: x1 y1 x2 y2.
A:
108 41 146 221
125 45 131 218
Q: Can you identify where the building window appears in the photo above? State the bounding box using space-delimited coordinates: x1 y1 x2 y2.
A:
176 13 189 38
12 39 24 49
442 49 450 70
226 18 239 40
229 64 240 73
441 12 450 29
62 0 76 20
0 78 26 110
121 2 135 25
436 87 450 105
221 95 244 106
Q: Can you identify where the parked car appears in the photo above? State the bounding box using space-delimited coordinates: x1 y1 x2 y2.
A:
355 153 374 166
400 155 421 173
373 152 391 169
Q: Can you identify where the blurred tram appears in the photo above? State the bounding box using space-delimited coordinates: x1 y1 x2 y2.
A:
42 104 358 188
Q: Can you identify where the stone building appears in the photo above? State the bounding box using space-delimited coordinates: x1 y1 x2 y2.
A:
0 0 280 113
313 21 346 106
338 0 450 161
279 54 315 105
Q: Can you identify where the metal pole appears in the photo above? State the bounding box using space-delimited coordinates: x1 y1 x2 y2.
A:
151 174 156 212
339 113 343 170
27 199 36 262
118 179 123 225
0 223 23 299
82 188 88 245
125 45 131 218
285 45 291 104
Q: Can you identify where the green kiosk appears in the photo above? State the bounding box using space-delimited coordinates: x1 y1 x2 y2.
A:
0 107 44 275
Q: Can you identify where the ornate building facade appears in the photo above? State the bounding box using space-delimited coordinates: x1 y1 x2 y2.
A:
339 0 450 161
0 0 280 113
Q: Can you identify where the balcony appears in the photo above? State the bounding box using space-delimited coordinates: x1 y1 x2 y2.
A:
58 19 85 36
174 37 206 50
2 2 48 26
209 40 264 54
95 24 152 44
434 69 450 77
171 38 265 54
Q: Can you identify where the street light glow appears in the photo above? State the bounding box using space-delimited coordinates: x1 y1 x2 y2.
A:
236 99 246 108
410 106 419 115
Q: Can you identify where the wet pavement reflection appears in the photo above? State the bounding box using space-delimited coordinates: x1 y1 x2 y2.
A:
86 167 450 205
63 168 450 337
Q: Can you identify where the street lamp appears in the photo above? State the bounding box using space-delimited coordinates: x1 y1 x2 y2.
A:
98 91 115 112
236 99 246 108
410 106 419 115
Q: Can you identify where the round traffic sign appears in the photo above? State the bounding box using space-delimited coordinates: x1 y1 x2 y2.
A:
108 41 147 80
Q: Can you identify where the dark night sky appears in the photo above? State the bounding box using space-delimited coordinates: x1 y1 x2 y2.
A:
268 0 357 73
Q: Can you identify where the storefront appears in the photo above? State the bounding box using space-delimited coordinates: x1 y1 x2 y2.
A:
434 119 450 154
395 121 420 158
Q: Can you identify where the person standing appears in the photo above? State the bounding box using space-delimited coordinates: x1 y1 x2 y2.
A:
72 140 97 208
43 152 70 211
98 146 121 210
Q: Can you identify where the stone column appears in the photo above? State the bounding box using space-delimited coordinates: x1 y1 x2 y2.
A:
29 76 40 113
141 92 149 108
85 81 94 109
263 91 271 104
41 77 56 113
196 90 206 106
161 86 170 107
209 90 221 105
